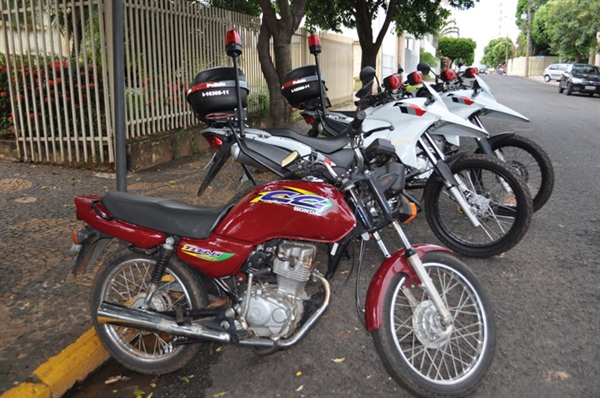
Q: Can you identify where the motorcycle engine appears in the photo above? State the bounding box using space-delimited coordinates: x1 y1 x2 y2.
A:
245 240 317 338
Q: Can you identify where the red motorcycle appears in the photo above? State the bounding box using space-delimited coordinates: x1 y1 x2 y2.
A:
71 31 495 397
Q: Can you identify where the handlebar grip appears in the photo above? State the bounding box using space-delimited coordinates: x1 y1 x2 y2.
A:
348 110 366 136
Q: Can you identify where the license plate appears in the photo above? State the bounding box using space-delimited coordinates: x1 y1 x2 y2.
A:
585 85 596 91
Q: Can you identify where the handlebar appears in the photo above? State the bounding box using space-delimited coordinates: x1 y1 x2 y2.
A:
347 110 366 137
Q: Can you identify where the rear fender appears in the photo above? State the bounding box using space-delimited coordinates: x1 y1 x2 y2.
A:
71 226 113 274
365 244 451 332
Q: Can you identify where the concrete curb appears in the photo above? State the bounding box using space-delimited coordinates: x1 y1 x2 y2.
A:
0 329 109 398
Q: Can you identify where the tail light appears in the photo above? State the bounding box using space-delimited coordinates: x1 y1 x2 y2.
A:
205 135 223 149
303 115 316 125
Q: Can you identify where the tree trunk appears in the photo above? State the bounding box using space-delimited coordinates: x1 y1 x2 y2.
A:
256 0 307 128
257 23 290 128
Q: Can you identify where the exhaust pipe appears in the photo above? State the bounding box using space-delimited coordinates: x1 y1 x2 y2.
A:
97 302 232 343
96 272 331 349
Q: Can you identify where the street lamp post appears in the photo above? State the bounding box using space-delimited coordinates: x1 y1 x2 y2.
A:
525 0 531 77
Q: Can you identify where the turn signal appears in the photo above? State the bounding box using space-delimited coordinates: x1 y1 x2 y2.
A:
402 203 418 224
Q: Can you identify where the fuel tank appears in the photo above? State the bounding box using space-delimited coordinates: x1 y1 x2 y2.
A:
178 180 356 277
215 180 356 243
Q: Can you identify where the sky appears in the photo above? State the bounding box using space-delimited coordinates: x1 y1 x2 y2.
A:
453 0 521 65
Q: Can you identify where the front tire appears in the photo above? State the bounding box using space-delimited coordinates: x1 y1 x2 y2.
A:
91 252 207 374
543 75 551 82
566 83 573 96
488 135 554 212
423 154 533 257
372 252 495 397
558 83 564 94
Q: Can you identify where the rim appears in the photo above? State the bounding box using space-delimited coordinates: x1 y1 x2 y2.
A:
390 263 488 384
437 167 518 246
98 258 192 361
494 147 542 203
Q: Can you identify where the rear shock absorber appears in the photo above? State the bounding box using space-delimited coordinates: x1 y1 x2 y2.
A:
142 237 176 309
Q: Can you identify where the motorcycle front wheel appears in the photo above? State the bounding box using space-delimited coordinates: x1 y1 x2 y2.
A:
482 135 554 212
423 154 532 257
372 252 495 397
91 252 207 374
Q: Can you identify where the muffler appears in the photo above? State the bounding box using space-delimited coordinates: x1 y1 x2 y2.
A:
97 302 231 343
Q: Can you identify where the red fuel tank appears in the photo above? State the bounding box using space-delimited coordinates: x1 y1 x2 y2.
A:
215 180 356 244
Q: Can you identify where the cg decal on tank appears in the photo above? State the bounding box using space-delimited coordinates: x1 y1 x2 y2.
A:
181 244 234 262
250 186 333 214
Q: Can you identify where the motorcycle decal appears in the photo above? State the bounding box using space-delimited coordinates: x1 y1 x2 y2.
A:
397 103 426 116
450 95 474 106
250 186 333 214
181 244 234 262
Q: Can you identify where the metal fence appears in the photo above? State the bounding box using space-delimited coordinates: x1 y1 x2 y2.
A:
0 0 354 165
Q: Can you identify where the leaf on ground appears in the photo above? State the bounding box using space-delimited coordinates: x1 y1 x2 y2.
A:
41 185 51 189
133 388 145 396
105 375 130 384
296 371 302 376
180 376 190 383
547 370 570 381
213 392 227 397
296 385 304 392
332 357 346 363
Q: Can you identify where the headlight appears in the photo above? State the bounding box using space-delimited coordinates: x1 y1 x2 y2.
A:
570 77 584 84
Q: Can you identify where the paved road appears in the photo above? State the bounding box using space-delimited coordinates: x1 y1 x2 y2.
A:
16 75 600 398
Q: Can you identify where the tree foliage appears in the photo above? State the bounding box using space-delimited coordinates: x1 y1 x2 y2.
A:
533 0 600 62
481 37 514 68
437 37 477 67
304 0 479 69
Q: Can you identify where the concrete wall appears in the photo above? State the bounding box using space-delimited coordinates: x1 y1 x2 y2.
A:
508 55 560 76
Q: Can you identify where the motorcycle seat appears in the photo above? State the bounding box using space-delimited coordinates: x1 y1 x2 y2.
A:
264 128 350 154
101 191 234 240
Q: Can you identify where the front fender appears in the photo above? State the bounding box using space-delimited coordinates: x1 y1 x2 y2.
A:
365 244 451 332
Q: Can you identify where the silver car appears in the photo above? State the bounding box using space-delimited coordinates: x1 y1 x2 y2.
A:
543 63 569 82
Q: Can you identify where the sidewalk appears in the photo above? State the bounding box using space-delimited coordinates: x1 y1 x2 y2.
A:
0 151 240 397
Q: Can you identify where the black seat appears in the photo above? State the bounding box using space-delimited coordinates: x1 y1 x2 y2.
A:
101 191 234 240
264 128 350 154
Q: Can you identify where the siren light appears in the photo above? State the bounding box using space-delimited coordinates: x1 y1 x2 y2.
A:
308 34 322 54
225 30 242 57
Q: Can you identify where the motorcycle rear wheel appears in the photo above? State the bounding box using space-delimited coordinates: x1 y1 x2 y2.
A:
487 135 554 212
372 252 495 397
91 252 207 374
423 154 532 257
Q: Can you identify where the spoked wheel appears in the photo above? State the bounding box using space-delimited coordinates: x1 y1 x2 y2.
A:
372 252 495 397
423 154 533 257
488 135 554 212
91 252 206 374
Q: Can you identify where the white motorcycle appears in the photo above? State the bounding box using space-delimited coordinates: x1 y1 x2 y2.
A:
418 63 554 212
194 49 532 258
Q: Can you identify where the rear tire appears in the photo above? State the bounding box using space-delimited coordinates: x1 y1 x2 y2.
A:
372 252 496 397
543 75 550 82
91 252 207 374
423 154 533 257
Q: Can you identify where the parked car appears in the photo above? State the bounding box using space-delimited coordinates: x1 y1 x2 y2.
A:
558 64 600 97
543 63 568 82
